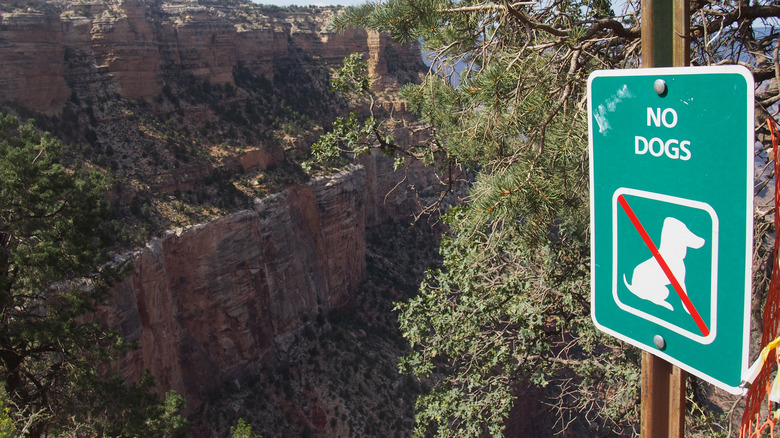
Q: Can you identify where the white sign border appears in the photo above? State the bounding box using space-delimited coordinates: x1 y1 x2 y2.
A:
588 65 755 395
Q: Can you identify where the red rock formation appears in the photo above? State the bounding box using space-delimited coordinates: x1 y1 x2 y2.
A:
238 147 283 172
0 11 70 115
236 27 287 80
90 0 164 99
163 11 238 85
0 1 422 114
367 30 391 90
106 166 367 410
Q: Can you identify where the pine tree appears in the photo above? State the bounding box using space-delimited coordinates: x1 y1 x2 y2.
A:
0 113 187 436
319 0 780 435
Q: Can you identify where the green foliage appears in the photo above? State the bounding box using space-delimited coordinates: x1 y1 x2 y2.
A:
308 52 425 174
145 391 189 437
331 0 445 46
230 418 263 438
330 52 371 95
325 0 647 435
308 53 390 170
0 401 17 438
323 0 779 432
311 111 377 164
395 201 640 436
0 113 188 436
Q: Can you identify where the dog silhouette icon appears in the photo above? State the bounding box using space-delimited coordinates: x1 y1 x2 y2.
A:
623 217 705 311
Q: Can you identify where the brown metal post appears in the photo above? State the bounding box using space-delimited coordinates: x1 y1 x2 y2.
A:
640 0 689 435
641 353 687 437
669 364 686 436
641 353 671 437
672 0 691 66
642 0 689 66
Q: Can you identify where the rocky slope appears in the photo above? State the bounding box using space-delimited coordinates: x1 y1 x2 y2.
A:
0 0 454 435
102 153 455 436
0 0 424 237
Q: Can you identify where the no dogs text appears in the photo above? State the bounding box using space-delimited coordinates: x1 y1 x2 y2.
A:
634 107 691 161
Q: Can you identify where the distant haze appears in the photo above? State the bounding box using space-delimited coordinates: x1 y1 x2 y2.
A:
251 0 367 6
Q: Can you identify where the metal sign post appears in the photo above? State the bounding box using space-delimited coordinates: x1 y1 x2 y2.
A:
641 0 689 435
589 0 754 432
589 0 755 434
589 64 753 433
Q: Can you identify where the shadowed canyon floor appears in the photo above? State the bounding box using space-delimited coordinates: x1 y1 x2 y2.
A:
196 220 438 437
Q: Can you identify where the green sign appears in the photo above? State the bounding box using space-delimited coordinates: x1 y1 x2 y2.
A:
588 66 754 394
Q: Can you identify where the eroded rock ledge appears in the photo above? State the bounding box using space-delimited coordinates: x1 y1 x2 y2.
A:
0 0 421 114
103 153 452 412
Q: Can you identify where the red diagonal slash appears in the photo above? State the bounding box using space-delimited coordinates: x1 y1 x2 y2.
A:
618 194 711 337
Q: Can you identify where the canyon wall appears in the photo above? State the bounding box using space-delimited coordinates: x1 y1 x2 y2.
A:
0 0 438 423
0 0 418 115
104 155 448 412
106 166 366 410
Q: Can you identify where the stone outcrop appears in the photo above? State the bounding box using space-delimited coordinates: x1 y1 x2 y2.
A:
149 146 286 194
104 150 454 414
90 0 163 99
0 10 70 113
0 0 422 114
107 165 367 410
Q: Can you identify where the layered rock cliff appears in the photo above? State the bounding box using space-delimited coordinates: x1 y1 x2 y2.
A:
0 0 425 232
0 1 443 433
106 165 366 410
102 151 454 419
0 0 417 115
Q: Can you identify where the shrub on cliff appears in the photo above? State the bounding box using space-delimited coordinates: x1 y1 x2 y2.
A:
230 418 262 438
0 113 187 436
